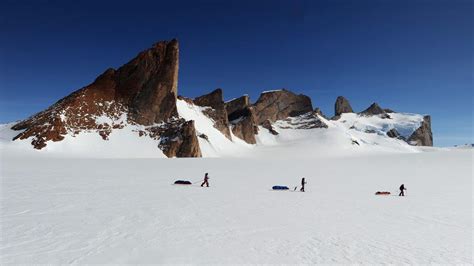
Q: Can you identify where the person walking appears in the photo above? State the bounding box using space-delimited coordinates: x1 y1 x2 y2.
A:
399 184 406 196
300 177 306 192
201 173 210 187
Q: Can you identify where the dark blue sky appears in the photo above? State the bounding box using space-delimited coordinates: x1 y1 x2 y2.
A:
1 0 472 146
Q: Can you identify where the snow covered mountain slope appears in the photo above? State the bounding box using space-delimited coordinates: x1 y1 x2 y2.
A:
176 99 251 157
0 120 167 158
0 102 432 159
3 40 433 156
252 125 420 159
1 149 471 264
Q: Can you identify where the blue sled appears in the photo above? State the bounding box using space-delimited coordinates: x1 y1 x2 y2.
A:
272 185 289 190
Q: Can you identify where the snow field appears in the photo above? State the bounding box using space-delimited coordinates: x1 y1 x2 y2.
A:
1 150 471 264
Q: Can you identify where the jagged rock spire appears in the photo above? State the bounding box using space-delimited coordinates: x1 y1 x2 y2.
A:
11 39 187 152
334 96 353 116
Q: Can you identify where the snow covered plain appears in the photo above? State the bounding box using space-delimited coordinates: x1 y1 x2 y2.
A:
1 100 472 264
1 149 472 264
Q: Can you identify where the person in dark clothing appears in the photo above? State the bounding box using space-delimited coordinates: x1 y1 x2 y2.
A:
201 173 209 187
399 184 406 196
300 178 306 192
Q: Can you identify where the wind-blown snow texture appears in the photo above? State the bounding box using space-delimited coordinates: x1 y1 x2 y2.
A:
0 100 472 264
0 150 472 264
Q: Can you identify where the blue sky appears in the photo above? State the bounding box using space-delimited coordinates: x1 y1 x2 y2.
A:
0 0 472 146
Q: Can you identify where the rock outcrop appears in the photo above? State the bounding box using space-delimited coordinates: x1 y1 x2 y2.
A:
225 95 250 121
279 112 328 129
262 120 279 135
11 39 203 157
360 103 386 116
253 89 313 124
9 40 435 155
408 116 433 146
125 40 179 125
11 68 129 149
230 111 258 144
313 107 327 119
193 89 231 140
225 96 258 144
158 120 202 157
334 96 353 117
386 128 401 139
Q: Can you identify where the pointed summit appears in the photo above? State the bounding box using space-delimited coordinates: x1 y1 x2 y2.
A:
334 96 353 116
360 102 386 116
12 39 182 149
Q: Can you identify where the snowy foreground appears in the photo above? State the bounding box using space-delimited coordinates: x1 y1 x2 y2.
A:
1 149 472 264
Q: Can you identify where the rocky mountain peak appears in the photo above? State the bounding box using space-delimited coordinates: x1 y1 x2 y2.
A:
360 102 386 116
11 39 195 154
253 89 313 124
9 40 435 156
408 115 433 146
334 96 354 117
225 95 250 121
223 95 258 144
193 89 231 139
123 39 179 125
194 89 224 109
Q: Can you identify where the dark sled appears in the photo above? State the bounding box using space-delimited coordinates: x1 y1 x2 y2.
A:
375 191 390 195
272 185 289 190
174 180 192 185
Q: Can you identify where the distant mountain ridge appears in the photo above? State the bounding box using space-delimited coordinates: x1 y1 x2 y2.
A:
8 39 433 157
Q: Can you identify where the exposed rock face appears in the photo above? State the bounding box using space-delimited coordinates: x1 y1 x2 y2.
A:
198 133 209 141
334 96 353 116
11 39 203 157
162 120 201 158
386 128 401 138
147 119 201 157
253 89 313 124
360 103 386 116
225 96 258 144
313 107 324 118
225 95 250 121
11 68 128 149
125 40 179 125
279 112 328 129
262 119 279 135
408 116 433 146
10 40 435 155
193 89 231 139
230 110 258 144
